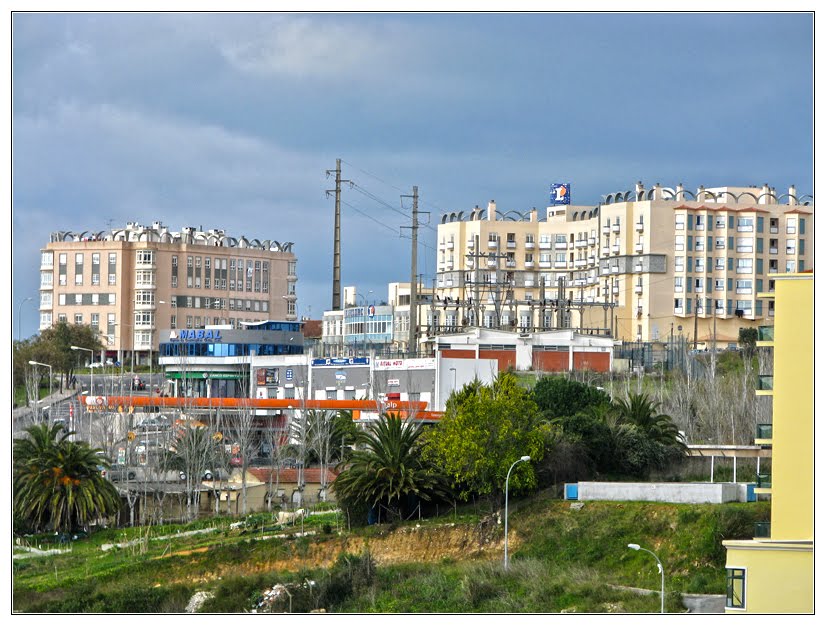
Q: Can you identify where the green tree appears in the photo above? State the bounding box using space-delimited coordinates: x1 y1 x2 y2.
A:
333 414 450 522
13 423 121 533
738 327 759 359
14 321 103 394
423 372 546 505
532 375 611 420
612 392 686 451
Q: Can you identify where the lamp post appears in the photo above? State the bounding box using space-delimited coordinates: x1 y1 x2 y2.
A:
28 361 53 421
18 296 33 341
504 455 531 570
628 543 665 613
71 345 94 442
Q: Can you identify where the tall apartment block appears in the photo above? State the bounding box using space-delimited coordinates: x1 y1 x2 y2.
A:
722 273 813 613
434 182 813 344
39 221 298 365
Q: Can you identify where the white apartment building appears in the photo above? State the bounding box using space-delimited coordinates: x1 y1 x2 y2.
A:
434 182 813 344
39 221 297 365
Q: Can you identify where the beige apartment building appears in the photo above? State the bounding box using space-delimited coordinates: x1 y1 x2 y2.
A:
39 221 297 365
434 182 813 345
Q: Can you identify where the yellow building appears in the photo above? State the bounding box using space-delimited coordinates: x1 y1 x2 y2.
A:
722 272 813 613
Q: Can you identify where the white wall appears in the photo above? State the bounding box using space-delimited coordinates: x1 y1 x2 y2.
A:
436 355 498 411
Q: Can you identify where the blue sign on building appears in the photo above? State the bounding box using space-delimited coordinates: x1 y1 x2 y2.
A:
312 357 370 366
285 368 293 381
550 183 571 205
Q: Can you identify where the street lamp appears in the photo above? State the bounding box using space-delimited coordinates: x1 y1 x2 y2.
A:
71 345 95 442
628 543 665 613
28 361 53 420
504 455 531 570
18 296 33 341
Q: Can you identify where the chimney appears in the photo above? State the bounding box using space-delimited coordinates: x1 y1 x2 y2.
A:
760 183 770 205
789 185 797 206
487 200 496 221
676 183 684 202
652 182 662 201
635 181 644 199
530 207 537 222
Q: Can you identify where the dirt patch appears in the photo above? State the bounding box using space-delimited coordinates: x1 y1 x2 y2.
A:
166 519 509 584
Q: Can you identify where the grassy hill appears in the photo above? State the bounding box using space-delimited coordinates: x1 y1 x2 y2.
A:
12 494 769 613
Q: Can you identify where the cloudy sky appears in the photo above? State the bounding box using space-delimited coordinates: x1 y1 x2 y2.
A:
11 12 814 340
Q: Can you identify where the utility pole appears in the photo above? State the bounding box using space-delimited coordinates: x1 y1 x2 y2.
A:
693 295 700 350
401 186 424 356
325 159 349 311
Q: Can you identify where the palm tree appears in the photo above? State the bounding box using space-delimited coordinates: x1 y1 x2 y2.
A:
13 423 121 533
333 414 450 522
613 392 687 451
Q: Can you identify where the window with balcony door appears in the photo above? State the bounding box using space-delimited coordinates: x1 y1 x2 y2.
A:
674 277 683 292
786 217 796 234
675 235 685 251
736 237 753 253
736 217 754 232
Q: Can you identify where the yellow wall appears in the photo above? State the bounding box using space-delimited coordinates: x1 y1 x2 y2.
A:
724 541 813 613
770 274 814 540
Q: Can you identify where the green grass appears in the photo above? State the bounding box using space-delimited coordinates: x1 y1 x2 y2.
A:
13 496 770 613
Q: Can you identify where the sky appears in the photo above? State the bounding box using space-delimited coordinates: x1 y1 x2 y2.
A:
9 11 815 341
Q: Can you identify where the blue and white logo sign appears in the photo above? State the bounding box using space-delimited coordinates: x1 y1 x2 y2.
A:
367 305 375 318
285 368 293 381
550 183 571 205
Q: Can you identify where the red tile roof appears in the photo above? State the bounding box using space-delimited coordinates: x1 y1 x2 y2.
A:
247 467 339 484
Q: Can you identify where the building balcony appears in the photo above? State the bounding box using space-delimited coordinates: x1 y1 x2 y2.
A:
635 221 644 232
612 245 620 254
634 264 643 272
573 279 586 286
505 260 516 268
506 241 516 249
465 257 474 268
674 307 684 315
602 247 610 257
539 261 551 269
588 237 596 246
612 286 620 294
524 279 535 287
135 282 156 290
755 423 773 445
612 224 621 233
135 260 157 270
756 375 774 395
602 225 611 235
524 260 534 268
438 242 446 250
554 261 567 269
769 247 778 254
634 284 643 294
756 473 772 489
574 259 587 268
588 255 596 265
757 325 774 342
486 259 497 267
446 262 454 270
525 241 535 249
715 307 725 316
487 240 499 249
446 240 455 250
575 239 588 248
770 226 779 234
555 242 568 250
610 266 620 274
754 522 771 539
467 238 475 248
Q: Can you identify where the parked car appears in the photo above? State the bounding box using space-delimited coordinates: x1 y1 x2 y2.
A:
108 464 138 482
137 416 170 431
178 469 216 481
89 362 104 369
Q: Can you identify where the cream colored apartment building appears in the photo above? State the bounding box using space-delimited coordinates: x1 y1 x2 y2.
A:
39 221 297 365
434 182 813 344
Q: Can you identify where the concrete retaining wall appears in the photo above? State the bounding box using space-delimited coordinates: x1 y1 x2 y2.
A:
572 481 745 504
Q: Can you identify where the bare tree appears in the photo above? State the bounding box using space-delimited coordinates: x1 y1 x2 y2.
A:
307 410 337 501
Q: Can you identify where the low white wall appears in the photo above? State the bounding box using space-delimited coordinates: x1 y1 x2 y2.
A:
576 481 742 504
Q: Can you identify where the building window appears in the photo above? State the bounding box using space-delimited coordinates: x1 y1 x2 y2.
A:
736 259 753 274
136 250 155 264
786 217 796 234
675 216 685 230
725 568 746 610
736 217 754 232
736 238 753 253
674 277 683 292
74 313 83 324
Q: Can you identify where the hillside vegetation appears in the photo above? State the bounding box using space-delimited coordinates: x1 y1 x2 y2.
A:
13 495 769 613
